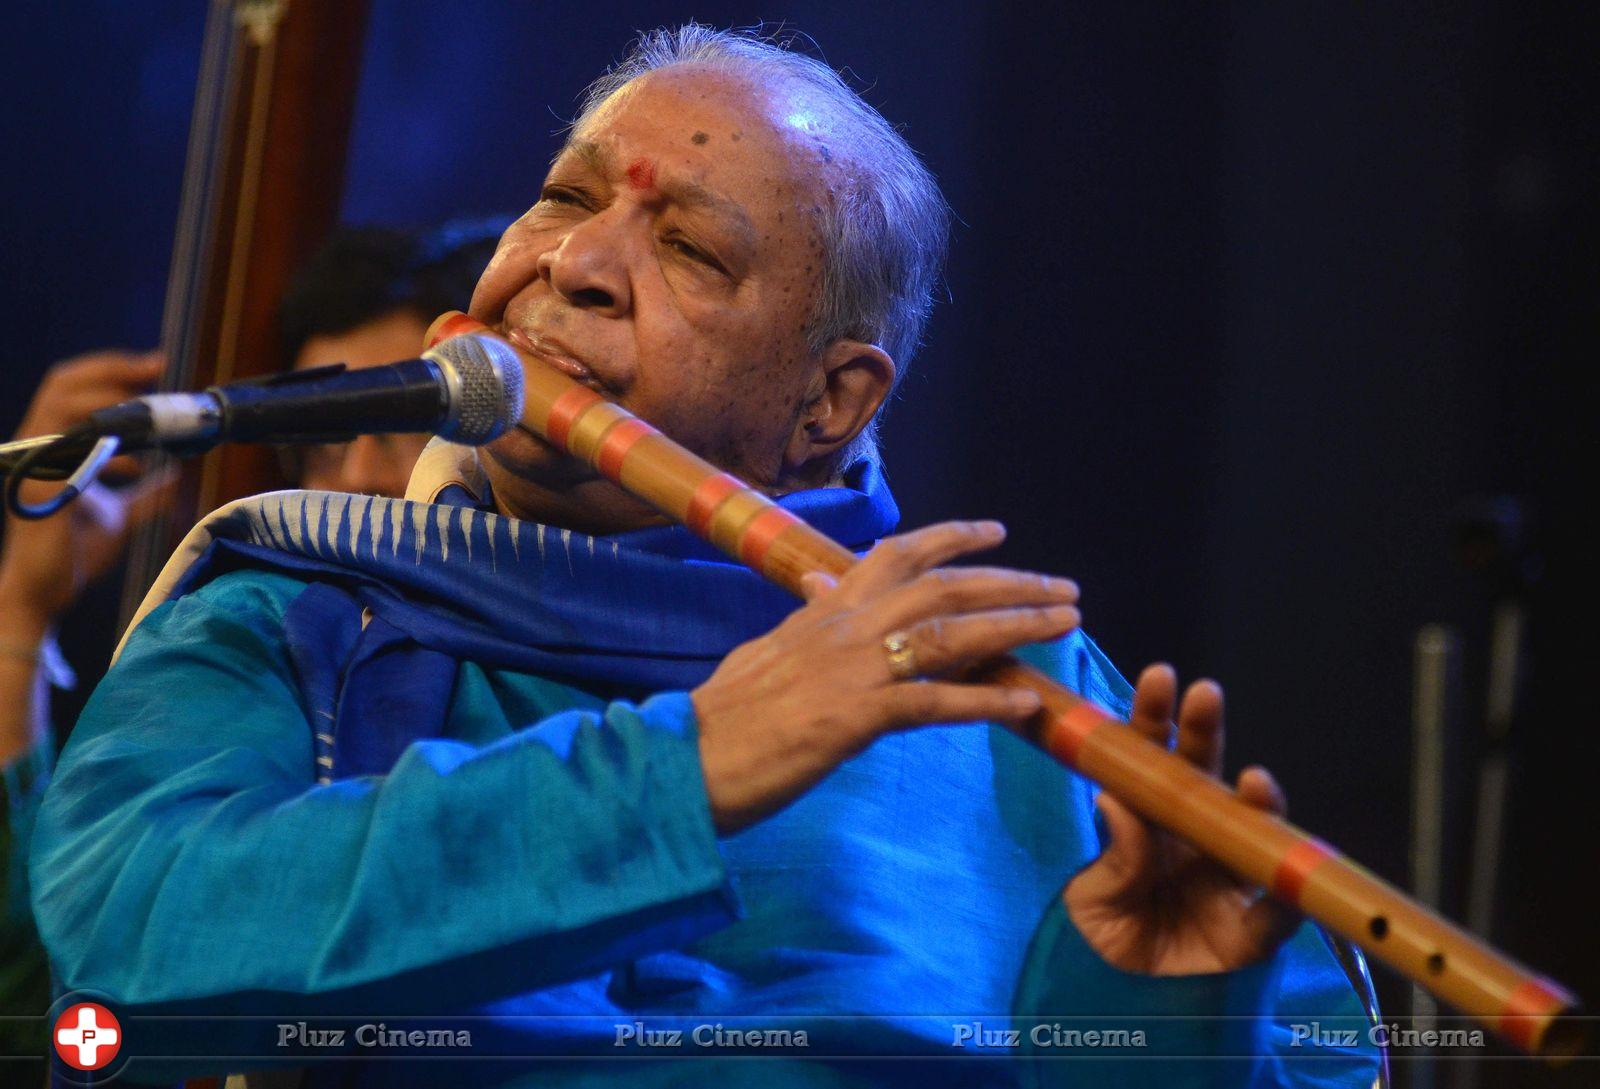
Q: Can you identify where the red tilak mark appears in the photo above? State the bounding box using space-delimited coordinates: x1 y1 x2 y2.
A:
625 158 656 190
1269 837 1335 907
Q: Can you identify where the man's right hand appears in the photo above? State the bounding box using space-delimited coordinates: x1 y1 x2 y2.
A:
690 520 1079 835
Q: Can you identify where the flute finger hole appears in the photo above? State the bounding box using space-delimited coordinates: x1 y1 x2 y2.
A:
1427 953 1446 975
1368 916 1389 940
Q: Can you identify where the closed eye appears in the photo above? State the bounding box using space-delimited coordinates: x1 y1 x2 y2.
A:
664 233 726 273
538 185 594 209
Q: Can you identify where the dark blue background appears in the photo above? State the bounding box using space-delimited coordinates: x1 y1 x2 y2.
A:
3 4 1594 1080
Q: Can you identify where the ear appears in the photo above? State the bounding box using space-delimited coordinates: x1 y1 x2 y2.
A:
782 338 895 478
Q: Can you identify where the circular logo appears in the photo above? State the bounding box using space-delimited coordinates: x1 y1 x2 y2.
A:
53 1002 122 1071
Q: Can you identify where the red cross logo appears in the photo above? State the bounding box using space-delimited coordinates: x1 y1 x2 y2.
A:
53 1002 122 1071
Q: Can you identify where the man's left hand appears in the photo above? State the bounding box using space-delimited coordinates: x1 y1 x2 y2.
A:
1064 664 1301 975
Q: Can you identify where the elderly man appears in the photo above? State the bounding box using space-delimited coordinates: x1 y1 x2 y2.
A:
31 25 1378 1088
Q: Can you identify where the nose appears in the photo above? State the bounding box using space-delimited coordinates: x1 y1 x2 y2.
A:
535 211 632 317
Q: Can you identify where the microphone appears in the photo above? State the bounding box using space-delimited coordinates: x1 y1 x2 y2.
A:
85 332 526 453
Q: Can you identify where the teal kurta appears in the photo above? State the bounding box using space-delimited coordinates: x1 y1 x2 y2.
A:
1 737 51 1060
30 478 1379 1087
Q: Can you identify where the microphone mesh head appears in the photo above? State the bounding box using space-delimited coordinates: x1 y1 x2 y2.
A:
425 334 526 444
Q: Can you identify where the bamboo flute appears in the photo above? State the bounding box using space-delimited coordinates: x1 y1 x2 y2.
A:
427 310 1584 1059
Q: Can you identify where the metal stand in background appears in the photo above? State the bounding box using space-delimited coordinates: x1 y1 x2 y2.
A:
1411 624 1460 1089
1466 598 1523 946
1416 497 1538 1089
1455 597 1528 1089
1458 499 1538 1089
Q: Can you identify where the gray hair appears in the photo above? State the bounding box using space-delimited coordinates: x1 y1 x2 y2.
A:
571 24 951 474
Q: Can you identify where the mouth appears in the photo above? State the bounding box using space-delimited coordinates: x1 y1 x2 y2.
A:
502 326 606 391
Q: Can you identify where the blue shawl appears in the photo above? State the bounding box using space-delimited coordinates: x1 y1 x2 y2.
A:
158 459 909 779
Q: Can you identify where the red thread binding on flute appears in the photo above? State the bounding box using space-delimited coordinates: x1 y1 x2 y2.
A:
687 474 743 537
738 506 800 571
545 387 604 449
1047 703 1106 766
429 312 486 347
1499 978 1562 1053
1269 837 1335 907
596 417 653 480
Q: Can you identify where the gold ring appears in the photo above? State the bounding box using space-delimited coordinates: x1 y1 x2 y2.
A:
882 629 919 681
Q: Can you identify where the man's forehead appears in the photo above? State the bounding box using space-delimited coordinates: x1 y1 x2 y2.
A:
586 65 779 132
553 137 760 244
564 66 837 172
554 138 623 175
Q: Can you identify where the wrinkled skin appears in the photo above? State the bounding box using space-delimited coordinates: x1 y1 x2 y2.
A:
470 65 891 535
